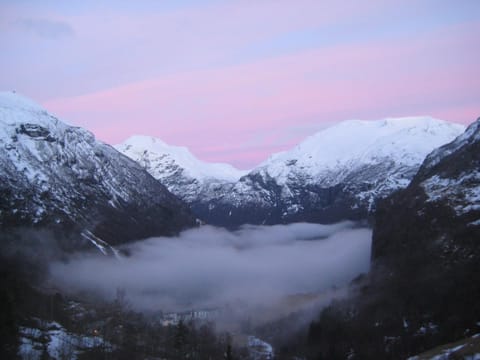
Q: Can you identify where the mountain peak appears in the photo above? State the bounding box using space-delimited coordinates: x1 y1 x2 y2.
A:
0 94 195 247
0 91 45 114
116 136 247 184
258 116 465 177
123 134 170 149
0 91 65 135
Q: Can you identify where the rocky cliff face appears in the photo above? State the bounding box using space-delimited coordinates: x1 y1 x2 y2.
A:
0 92 195 250
305 117 480 360
372 117 480 269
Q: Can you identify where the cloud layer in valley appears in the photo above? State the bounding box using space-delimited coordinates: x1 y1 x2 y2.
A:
49 222 371 313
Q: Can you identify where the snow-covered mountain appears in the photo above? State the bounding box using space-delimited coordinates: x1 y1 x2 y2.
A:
419 119 480 220
115 135 247 203
373 116 480 265
306 117 480 360
0 91 195 249
120 116 464 226
255 117 464 190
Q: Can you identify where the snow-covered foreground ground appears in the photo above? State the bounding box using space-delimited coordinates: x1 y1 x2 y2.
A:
18 319 111 360
408 333 480 360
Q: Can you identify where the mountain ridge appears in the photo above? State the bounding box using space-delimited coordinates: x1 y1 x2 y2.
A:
115 135 248 182
117 116 465 226
0 91 196 250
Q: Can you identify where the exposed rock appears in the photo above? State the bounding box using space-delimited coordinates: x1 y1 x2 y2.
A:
0 92 195 250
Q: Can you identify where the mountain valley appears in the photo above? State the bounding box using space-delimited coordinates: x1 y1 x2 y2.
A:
0 91 479 360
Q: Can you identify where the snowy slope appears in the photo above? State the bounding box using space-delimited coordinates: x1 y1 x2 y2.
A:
117 116 465 226
19 320 112 360
255 117 464 187
0 91 195 248
116 135 246 182
115 136 246 203
418 118 480 219
373 116 480 263
249 117 465 209
322 117 480 360
193 117 465 225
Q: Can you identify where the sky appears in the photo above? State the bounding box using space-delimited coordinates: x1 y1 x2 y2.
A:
0 0 479 169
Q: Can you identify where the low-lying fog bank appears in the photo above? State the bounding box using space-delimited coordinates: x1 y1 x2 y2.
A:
49 222 371 315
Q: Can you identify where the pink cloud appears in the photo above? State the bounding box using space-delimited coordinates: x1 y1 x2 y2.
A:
2 0 406 101
44 22 480 168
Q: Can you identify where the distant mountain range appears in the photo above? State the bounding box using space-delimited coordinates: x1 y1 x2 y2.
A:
117 117 464 226
0 90 470 247
0 92 195 250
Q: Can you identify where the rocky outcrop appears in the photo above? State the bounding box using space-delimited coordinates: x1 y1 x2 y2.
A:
372 117 480 269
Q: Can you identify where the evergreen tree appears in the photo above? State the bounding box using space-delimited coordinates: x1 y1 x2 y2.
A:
174 320 189 359
0 289 18 359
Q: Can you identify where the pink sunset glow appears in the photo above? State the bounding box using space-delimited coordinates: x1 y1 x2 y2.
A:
1 1 479 169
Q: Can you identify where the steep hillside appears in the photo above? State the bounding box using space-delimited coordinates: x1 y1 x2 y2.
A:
303 117 480 360
373 117 480 267
0 92 195 250
115 135 246 204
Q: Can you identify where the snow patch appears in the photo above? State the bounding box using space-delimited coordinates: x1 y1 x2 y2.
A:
81 230 121 258
18 320 111 360
0 91 45 113
422 172 480 215
247 336 274 360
